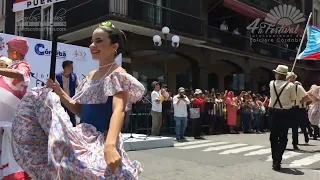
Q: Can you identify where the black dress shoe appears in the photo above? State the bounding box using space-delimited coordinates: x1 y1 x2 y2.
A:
309 131 313 137
305 136 309 143
272 162 281 171
313 136 318 140
194 136 205 140
293 145 299 150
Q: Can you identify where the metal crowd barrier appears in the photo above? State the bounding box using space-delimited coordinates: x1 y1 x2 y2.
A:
130 101 222 135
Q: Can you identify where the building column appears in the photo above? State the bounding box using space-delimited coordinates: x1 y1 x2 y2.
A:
168 71 176 92
5 0 15 34
200 0 208 37
252 79 258 93
218 74 225 92
191 65 199 90
197 48 211 90
244 57 252 91
199 68 208 90
244 71 252 91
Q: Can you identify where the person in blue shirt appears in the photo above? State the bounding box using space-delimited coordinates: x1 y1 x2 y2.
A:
56 60 79 127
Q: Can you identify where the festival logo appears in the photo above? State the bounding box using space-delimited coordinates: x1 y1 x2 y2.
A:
247 4 306 44
13 0 66 12
72 50 87 61
0 37 5 51
34 43 66 59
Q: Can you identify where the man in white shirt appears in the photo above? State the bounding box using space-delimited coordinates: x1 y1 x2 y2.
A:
286 72 310 149
268 65 296 171
151 81 162 136
173 87 190 141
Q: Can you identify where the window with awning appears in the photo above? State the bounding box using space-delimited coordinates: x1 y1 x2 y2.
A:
223 0 305 34
223 0 303 19
223 0 276 19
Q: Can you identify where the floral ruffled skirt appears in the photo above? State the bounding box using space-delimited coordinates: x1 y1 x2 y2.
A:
308 102 320 127
11 88 142 179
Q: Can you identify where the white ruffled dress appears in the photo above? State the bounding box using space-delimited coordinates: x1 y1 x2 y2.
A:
11 71 145 179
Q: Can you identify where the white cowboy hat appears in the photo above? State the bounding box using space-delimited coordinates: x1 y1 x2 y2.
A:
194 89 202 95
286 72 297 79
178 87 185 93
273 65 288 75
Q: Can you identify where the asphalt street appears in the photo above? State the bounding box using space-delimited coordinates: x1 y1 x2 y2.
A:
128 131 320 180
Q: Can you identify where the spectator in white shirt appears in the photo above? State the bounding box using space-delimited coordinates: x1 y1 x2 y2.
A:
220 20 228 31
173 87 190 141
151 81 163 136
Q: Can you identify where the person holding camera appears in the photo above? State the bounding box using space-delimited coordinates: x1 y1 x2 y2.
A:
173 87 190 141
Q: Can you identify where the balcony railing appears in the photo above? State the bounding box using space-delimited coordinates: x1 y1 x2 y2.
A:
66 0 305 65
127 0 204 36
67 0 110 28
206 25 301 63
67 0 204 35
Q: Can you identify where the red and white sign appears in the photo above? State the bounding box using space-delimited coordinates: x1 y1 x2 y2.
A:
13 0 66 12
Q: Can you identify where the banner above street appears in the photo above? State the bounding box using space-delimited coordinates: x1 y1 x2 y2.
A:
13 0 66 12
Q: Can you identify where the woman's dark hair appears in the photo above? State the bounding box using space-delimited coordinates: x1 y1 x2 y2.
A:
252 96 257 101
97 26 127 55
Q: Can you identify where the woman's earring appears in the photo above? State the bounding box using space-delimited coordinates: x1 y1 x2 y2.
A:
13 52 17 59
115 50 117 56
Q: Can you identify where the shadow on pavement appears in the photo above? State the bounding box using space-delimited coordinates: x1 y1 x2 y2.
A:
285 149 320 153
298 144 317 147
279 168 304 175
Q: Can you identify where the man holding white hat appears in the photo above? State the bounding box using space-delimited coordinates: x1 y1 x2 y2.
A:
286 72 310 149
268 65 296 171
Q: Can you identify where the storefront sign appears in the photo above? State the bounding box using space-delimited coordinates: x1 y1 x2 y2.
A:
13 0 66 12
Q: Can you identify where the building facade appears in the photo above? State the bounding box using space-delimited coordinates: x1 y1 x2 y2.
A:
5 0 320 93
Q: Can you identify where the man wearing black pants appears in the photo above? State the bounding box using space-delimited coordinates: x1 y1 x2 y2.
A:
312 125 320 140
299 104 312 141
268 65 296 171
286 73 309 150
